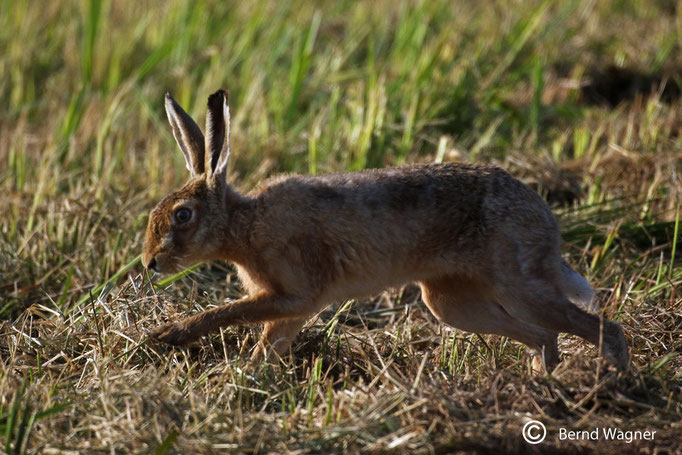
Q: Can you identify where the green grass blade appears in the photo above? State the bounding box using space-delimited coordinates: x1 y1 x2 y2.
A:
670 206 679 279
73 255 142 313
155 431 179 455
82 0 103 85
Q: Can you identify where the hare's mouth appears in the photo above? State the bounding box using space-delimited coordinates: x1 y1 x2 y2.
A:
146 253 184 275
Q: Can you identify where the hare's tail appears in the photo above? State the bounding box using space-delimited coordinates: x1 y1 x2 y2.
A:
558 260 597 312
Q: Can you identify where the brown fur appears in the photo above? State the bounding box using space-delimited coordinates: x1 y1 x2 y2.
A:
142 90 629 373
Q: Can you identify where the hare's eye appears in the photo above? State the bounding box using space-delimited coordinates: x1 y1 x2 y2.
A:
174 207 193 224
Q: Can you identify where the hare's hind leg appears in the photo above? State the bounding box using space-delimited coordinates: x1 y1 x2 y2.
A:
419 276 559 373
558 260 597 311
251 317 308 363
493 276 628 370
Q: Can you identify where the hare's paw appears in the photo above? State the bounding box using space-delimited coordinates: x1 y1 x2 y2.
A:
149 322 193 346
604 322 629 371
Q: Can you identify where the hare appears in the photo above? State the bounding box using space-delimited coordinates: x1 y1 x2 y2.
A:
142 89 629 373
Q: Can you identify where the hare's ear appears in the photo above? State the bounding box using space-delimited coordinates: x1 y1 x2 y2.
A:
165 92 205 176
204 89 231 183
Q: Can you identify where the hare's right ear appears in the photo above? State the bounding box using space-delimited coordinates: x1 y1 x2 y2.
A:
164 92 205 176
204 89 231 184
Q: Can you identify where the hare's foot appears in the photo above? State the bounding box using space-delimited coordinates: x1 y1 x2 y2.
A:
530 342 559 376
602 321 629 371
149 321 195 346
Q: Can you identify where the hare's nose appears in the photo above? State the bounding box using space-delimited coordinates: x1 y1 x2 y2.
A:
146 257 158 272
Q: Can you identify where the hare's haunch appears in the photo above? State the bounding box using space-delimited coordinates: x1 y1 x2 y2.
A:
142 89 628 373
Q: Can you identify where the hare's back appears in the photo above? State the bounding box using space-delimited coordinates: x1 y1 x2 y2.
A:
253 163 554 247
254 162 544 219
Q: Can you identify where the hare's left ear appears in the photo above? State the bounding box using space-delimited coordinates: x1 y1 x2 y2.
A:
205 89 231 183
165 92 205 177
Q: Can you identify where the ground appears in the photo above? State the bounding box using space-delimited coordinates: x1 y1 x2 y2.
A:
0 0 680 453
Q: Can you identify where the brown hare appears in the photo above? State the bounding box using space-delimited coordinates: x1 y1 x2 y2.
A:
142 89 629 373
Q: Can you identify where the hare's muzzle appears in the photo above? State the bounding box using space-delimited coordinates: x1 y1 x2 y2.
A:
143 256 159 273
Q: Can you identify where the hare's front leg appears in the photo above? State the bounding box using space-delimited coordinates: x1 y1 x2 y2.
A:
250 318 308 363
150 293 313 346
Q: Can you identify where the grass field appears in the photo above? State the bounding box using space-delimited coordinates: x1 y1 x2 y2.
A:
1 0 681 453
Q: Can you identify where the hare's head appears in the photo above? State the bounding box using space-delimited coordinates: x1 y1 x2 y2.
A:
143 90 241 274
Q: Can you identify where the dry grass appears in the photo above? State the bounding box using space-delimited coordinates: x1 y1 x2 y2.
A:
2 259 680 453
1 0 681 453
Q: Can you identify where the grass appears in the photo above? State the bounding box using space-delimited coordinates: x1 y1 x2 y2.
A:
0 0 681 453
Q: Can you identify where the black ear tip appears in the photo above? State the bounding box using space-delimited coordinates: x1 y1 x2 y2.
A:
165 92 176 108
208 89 228 105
